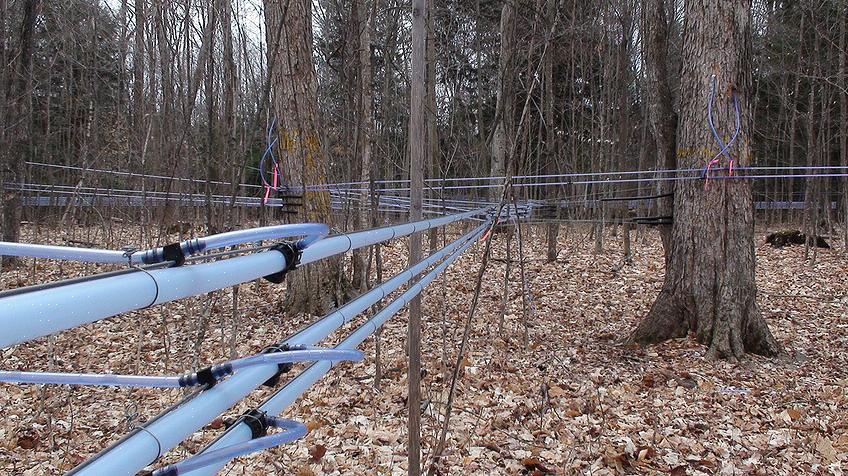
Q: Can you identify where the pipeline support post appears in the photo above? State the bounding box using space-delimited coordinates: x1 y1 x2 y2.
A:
408 0 427 473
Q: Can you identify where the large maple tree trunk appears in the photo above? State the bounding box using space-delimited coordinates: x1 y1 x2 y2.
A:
629 0 781 359
265 0 347 315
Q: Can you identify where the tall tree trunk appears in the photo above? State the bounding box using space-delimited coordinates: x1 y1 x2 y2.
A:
0 0 9 264
425 0 439 251
628 0 782 359
265 0 346 314
544 0 558 263
132 0 146 131
839 3 847 249
803 63 818 262
219 0 240 228
204 1 218 233
0 0 8 143
640 0 676 265
352 0 374 293
2 0 42 269
378 0 400 186
489 1 514 198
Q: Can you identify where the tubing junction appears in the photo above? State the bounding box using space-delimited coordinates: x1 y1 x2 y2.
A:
0 208 495 475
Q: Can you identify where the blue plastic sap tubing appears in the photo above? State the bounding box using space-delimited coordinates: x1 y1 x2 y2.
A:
0 371 183 388
69 221 486 476
0 349 362 388
151 418 307 476
0 223 328 264
299 207 487 266
179 222 487 476
0 242 132 264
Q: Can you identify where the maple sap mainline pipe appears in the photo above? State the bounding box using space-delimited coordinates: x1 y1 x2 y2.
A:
0 223 329 264
0 208 486 349
181 221 487 476
0 251 287 349
67 220 488 476
297 207 485 266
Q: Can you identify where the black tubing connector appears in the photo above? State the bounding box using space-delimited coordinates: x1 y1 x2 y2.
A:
241 409 270 439
162 242 186 267
261 343 294 387
263 242 301 284
633 215 673 226
194 366 217 387
178 363 234 388
138 466 176 476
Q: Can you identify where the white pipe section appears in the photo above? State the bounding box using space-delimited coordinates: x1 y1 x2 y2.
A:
0 209 487 349
0 242 137 264
0 252 286 348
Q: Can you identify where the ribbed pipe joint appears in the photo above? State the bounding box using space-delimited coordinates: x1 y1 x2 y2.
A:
181 238 205 256
138 469 167 476
138 239 205 265
146 468 176 476
138 248 160 265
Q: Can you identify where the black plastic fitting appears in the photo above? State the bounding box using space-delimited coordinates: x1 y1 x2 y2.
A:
263 242 301 284
260 343 295 387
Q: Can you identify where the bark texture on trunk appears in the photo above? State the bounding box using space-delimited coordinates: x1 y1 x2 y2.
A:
640 0 676 266
408 0 427 472
265 0 345 315
425 0 439 251
629 0 781 359
489 1 514 198
407 0 428 470
544 0 558 264
839 3 847 249
351 0 374 293
2 0 41 269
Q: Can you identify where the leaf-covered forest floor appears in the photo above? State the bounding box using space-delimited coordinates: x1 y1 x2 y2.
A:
1 221 846 475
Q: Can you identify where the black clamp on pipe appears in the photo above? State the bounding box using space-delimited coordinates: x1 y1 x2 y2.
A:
260 343 295 387
194 366 216 387
633 215 673 226
225 409 270 439
263 242 301 284
162 242 186 267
